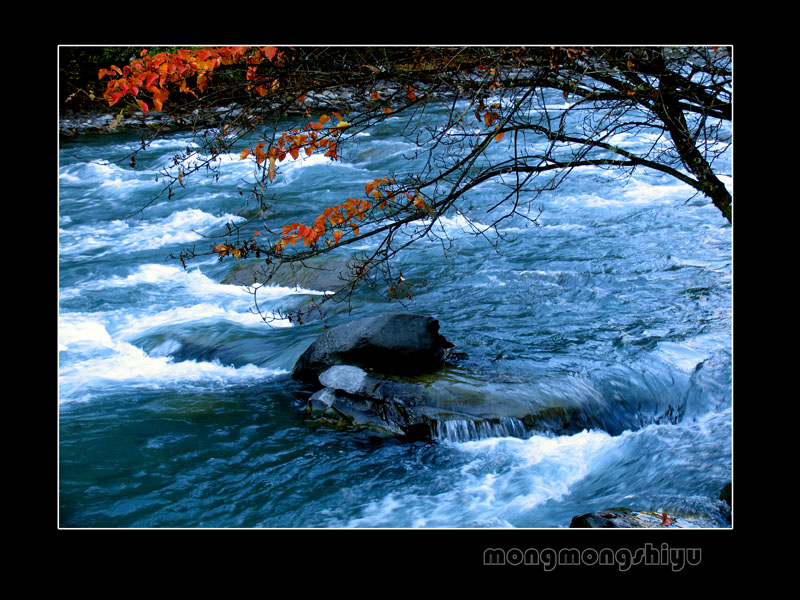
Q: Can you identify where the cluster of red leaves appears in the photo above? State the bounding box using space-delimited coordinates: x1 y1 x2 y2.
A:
98 46 280 114
275 194 375 251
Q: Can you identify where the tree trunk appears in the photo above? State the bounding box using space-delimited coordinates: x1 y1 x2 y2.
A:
654 85 732 224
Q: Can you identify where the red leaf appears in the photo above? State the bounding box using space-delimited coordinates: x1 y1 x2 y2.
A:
263 46 278 61
108 91 124 106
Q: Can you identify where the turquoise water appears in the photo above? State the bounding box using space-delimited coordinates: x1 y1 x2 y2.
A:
58 97 732 528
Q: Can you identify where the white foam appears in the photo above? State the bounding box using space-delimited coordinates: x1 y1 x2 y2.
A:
59 208 245 257
113 302 291 339
452 429 619 513
58 338 284 404
345 429 618 527
60 263 324 309
58 314 116 351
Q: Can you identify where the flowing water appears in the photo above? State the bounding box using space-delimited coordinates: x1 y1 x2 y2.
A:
58 97 732 528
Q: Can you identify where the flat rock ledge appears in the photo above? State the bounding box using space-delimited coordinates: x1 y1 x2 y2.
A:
304 364 532 441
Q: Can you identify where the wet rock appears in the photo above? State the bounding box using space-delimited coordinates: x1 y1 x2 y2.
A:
291 312 454 383
305 364 540 440
318 365 380 396
570 508 704 528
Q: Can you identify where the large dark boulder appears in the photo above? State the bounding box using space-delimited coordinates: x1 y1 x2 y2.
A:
291 312 454 383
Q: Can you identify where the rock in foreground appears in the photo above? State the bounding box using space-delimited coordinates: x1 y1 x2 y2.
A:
292 312 454 383
570 508 703 528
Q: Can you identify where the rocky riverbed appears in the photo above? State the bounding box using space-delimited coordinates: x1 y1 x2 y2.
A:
59 82 410 138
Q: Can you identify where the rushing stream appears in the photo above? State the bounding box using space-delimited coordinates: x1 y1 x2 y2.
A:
58 96 732 528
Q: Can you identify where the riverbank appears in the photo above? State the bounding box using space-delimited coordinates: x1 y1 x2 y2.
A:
58 81 408 138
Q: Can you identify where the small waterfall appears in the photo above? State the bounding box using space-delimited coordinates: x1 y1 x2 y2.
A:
432 417 527 442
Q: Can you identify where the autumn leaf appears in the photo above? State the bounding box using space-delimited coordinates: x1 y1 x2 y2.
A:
333 230 344 244
152 88 168 112
267 156 277 182
108 90 124 106
254 142 267 165
240 148 252 160
214 243 241 258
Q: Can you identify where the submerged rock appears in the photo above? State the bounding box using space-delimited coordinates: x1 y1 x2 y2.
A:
221 256 354 292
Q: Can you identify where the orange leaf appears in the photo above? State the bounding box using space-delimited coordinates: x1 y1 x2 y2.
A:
333 230 344 244
136 99 149 114
240 148 252 160
267 156 277 182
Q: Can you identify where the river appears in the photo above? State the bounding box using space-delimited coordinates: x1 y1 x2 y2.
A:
58 95 732 529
